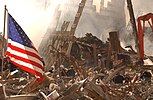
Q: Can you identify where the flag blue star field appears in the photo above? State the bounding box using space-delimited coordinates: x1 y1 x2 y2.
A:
6 13 44 81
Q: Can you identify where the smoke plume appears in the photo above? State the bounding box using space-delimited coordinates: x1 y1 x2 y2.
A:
0 0 62 48
124 0 153 56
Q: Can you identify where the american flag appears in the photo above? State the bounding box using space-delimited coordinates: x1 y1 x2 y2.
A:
6 13 44 81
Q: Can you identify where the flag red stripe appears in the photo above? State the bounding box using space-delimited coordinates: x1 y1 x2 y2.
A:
6 51 43 70
8 43 42 62
7 13 44 82
8 58 43 78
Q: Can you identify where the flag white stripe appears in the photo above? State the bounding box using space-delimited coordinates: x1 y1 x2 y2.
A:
7 13 44 81
7 47 43 66
9 56 44 74
8 39 41 58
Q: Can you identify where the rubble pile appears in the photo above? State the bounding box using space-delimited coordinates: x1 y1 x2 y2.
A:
1 33 153 100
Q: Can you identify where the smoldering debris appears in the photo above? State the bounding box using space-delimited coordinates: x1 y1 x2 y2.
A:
0 0 153 100
0 32 153 100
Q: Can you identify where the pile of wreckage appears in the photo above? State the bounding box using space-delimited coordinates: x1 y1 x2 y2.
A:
0 0 153 99
1 31 153 100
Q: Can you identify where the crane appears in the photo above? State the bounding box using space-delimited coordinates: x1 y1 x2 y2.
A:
137 13 153 60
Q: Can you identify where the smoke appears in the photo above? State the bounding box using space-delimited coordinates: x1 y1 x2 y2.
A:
1 0 151 55
0 0 63 48
54 0 126 44
133 0 153 14
144 30 153 56
123 0 153 56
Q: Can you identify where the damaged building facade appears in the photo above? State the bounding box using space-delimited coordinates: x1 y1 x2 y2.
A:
1 0 153 99
38 0 126 67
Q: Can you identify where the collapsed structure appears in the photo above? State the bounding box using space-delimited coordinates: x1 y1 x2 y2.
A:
0 0 153 100
38 0 126 67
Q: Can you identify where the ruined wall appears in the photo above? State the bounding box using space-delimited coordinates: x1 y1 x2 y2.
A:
54 0 126 40
38 0 126 65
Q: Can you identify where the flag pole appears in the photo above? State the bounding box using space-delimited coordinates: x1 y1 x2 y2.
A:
1 5 7 80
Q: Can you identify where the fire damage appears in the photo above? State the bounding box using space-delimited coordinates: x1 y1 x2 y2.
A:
0 0 153 100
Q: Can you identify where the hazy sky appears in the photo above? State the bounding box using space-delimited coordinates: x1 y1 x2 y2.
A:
0 0 152 48
0 0 61 48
